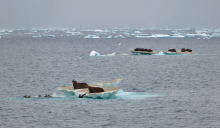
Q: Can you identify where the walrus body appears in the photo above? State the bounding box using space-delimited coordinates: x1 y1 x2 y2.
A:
181 48 185 52
72 80 89 89
168 49 176 52
134 48 153 52
186 49 192 52
88 87 104 93
72 80 104 93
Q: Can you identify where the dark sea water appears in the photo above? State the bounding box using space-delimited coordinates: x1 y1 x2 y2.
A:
1 33 220 127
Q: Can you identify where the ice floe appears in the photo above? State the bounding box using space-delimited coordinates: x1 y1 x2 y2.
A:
32 35 42 37
84 35 99 38
106 35 112 38
44 35 55 37
89 50 115 57
114 35 125 38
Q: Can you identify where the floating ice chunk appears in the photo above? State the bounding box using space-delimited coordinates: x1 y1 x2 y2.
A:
115 89 162 99
7 30 13 32
84 35 99 38
118 43 121 45
154 51 164 55
94 29 103 32
195 33 207 37
32 35 42 37
210 33 220 37
203 36 209 39
135 35 149 38
154 34 170 38
0 30 5 33
90 50 101 56
89 50 115 57
171 34 184 38
134 31 141 34
114 35 125 38
106 35 112 38
185 34 195 37
73 87 119 99
44 35 55 37
71 31 84 35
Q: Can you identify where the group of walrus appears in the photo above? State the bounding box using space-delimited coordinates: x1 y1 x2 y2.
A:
72 80 104 92
23 95 52 98
72 80 105 98
134 48 192 53
134 48 153 52
168 48 192 52
23 80 104 98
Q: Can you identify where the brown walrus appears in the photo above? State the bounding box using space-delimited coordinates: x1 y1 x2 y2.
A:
23 95 31 98
44 95 52 97
88 86 104 93
72 80 89 89
168 49 176 52
72 80 104 93
186 49 192 52
181 48 185 52
134 48 153 52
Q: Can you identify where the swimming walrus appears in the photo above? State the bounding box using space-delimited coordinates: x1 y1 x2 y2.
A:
23 95 31 98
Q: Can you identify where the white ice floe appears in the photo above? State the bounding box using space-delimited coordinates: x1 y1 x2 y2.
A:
184 34 195 37
134 31 141 34
94 29 103 32
154 34 170 38
118 43 121 45
89 50 115 57
7 30 13 32
0 30 5 33
135 35 149 38
106 35 112 38
71 31 84 35
32 35 42 37
114 35 125 38
73 87 119 99
84 35 99 38
44 35 55 37
171 34 184 38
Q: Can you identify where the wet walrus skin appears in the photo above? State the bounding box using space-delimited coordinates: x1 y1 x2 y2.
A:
72 80 104 93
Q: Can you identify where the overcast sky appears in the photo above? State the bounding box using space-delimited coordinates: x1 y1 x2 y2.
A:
0 0 220 28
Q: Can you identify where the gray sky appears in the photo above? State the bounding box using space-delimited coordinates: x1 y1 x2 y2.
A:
0 0 220 28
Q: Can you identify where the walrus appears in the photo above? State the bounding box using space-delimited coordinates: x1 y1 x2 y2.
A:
72 80 89 89
72 80 104 93
168 49 176 52
186 49 192 52
181 48 185 52
44 95 52 97
88 86 104 93
23 95 31 98
134 48 153 52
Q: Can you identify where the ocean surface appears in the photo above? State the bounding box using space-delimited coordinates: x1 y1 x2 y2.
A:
0 30 220 128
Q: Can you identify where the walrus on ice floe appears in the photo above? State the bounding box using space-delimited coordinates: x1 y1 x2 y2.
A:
72 80 104 93
72 80 89 89
168 49 176 52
